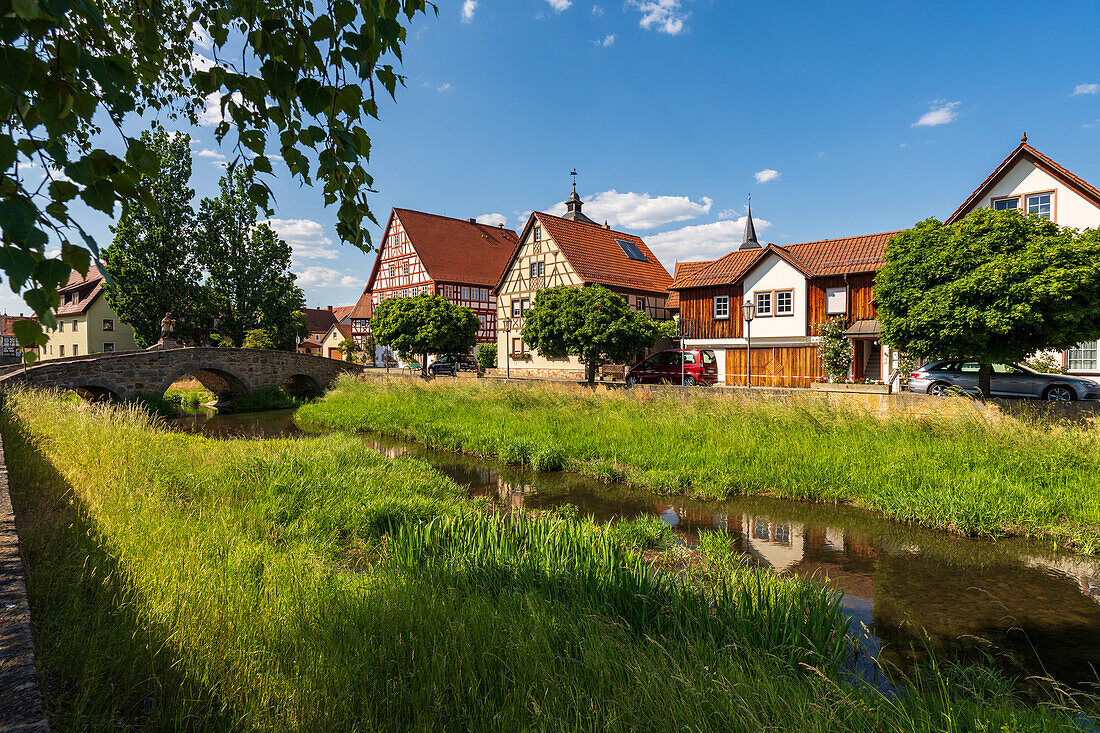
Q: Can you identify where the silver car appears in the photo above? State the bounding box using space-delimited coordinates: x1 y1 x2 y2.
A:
908 360 1100 401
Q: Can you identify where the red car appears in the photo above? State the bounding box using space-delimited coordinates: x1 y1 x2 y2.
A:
625 349 719 386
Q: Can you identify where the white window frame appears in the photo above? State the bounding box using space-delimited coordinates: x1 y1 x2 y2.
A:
1067 340 1099 371
755 291 772 317
533 226 541 242
992 196 1020 211
511 300 521 318
102 318 115 331
1026 192 1053 218
825 286 847 316
713 295 729 319
775 289 794 316
102 342 115 353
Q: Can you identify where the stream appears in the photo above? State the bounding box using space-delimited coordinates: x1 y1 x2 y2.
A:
171 408 1100 691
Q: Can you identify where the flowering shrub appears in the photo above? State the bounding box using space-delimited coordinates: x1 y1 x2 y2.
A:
813 377 885 385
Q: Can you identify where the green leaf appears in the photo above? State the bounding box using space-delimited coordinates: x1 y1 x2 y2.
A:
13 319 44 349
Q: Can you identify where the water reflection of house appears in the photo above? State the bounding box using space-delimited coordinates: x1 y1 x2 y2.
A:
1023 554 1100 605
495 480 538 510
742 515 805 573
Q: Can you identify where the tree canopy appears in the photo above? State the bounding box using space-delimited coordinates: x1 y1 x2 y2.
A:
102 130 205 347
370 294 478 376
875 208 1100 394
521 285 658 384
196 168 308 350
2 0 432 356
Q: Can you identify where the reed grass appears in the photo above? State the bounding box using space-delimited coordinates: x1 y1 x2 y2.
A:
298 377 1100 553
2 388 1092 730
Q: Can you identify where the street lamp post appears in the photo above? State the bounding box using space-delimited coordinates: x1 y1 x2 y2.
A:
742 299 756 388
502 318 513 379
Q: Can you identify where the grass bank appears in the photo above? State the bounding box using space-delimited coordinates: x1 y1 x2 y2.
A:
298 377 1100 554
4 390 1091 729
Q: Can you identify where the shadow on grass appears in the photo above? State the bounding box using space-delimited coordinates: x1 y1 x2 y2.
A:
0 410 244 730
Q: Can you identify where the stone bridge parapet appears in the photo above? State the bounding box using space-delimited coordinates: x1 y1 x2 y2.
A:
0 347 363 400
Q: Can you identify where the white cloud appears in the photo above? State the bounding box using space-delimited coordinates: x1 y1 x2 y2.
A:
646 216 773 264
190 22 213 49
296 266 361 289
198 91 245 126
547 190 712 229
194 148 226 162
912 100 961 127
461 0 478 22
1073 83 1100 96
476 213 508 227
594 33 616 47
591 4 604 15
189 52 217 73
437 83 452 92
716 208 739 220
266 218 339 264
754 168 780 184
545 0 571 11
628 0 687 35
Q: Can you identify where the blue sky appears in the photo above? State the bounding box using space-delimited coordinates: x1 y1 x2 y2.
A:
11 0 1100 313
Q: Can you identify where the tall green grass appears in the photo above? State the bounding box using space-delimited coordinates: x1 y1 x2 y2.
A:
3 389 1093 730
298 377 1100 553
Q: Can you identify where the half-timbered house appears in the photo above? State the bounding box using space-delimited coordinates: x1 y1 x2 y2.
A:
356 208 518 355
493 188 674 379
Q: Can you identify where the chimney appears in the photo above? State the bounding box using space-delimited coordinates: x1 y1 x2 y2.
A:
498 223 504 228
467 217 477 223
603 221 611 230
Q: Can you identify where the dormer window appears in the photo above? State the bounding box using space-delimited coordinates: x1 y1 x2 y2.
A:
1026 192 1052 218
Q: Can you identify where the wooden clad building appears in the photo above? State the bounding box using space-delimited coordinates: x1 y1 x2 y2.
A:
672 205 897 387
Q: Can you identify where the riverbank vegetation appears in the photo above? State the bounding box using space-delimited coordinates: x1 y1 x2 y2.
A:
3 389 1091 729
298 377 1100 554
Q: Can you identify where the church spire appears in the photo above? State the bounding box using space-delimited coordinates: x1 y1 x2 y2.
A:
739 196 761 250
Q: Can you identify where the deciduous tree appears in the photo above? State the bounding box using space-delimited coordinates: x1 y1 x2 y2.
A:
522 285 658 384
196 169 308 350
875 209 1100 395
2 0 432 356
370 295 478 377
102 130 205 347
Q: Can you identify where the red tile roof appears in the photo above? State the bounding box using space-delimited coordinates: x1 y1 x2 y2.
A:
674 232 900 289
331 305 354 322
667 261 713 309
56 263 107 316
349 290 373 319
529 212 673 294
0 314 36 338
303 307 338 335
946 141 1100 223
388 208 519 287
328 323 353 340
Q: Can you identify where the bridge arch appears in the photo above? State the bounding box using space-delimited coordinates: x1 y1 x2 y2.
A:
278 371 324 397
156 363 254 399
68 380 124 402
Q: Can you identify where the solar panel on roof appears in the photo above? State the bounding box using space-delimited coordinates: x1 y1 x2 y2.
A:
615 238 648 262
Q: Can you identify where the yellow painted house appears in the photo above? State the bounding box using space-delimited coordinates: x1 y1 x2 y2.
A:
40 264 138 360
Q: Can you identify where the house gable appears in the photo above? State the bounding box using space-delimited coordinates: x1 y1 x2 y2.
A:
947 141 1100 229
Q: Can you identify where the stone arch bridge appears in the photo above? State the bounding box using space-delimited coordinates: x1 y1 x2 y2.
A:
0 347 364 401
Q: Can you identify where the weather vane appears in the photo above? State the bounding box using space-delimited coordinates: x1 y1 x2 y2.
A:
570 168 578 193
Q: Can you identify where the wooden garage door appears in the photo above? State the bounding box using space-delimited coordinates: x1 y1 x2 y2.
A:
725 346 822 388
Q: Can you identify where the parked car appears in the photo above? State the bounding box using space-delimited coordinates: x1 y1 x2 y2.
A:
625 349 719 386
428 354 477 376
908 360 1100 401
